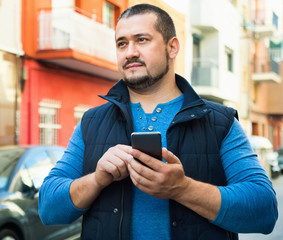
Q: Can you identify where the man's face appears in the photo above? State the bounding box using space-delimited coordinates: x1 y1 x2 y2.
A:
115 13 169 91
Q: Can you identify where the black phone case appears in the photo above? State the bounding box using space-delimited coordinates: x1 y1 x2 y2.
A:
131 132 162 160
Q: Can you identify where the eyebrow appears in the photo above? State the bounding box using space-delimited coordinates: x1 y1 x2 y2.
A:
115 33 152 43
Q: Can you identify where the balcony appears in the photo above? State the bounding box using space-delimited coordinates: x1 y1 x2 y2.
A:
252 59 281 84
190 0 238 32
191 59 219 87
37 8 119 80
191 58 225 102
251 10 277 39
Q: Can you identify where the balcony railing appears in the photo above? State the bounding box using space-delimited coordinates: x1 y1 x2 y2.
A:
38 8 116 63
253 58 279 74
252 58 281 83
269 48 283 60
191 58 219 88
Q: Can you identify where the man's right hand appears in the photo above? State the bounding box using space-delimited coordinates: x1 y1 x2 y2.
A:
70 144 132 209
95 144 132 188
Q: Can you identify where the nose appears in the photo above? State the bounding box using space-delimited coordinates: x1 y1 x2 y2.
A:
126 42 140 59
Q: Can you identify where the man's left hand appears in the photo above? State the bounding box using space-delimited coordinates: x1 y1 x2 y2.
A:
127 147 189 199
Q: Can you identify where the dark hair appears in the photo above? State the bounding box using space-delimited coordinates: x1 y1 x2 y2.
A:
118 4 176 43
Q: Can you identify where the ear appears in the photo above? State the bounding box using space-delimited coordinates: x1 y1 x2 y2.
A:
167 37 179 59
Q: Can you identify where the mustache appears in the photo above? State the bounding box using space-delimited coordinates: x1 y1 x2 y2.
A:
123 58 146 69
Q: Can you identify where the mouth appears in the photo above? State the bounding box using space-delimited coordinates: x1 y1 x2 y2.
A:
125 63 144 70
123 60 145 70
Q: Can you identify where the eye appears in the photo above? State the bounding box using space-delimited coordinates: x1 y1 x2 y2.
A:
138 38 147 43
117 41 127 48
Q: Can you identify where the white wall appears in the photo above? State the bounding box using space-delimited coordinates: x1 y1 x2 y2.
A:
190 0 241 103
0 0 23 54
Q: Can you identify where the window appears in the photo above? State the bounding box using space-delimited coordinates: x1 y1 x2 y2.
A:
74 105 91 126
269 124 274 146
272 12 278 29
252 122 259 135
13 151 55 192
225 47 233 72
103 1 115 29
193 35 201 59
0 148 25 190
38 99 61 145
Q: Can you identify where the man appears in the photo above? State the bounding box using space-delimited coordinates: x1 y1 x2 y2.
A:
39 4 278 240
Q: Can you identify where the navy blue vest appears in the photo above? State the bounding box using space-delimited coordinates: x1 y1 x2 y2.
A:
81 75 238 240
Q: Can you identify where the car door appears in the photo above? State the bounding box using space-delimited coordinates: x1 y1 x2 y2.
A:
47 147 82 239
11 148 79 240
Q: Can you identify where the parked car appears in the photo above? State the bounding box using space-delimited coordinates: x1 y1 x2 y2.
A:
0 145 81 240
276 146 283 174
248 136 281 179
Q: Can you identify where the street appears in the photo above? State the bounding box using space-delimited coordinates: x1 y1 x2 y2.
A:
239 175 283 240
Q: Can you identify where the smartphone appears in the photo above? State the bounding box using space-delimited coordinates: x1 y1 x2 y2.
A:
131 132 162 160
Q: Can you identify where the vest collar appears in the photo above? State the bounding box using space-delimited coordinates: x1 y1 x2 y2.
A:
100 74 204 108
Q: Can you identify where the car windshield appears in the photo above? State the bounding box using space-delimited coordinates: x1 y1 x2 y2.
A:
0 148 26 190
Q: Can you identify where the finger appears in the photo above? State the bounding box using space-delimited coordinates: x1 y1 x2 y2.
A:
100 149 128 176
128 162 154 188
127 155 158 183
106 146 132 169
116 144 133 154
101 158 123 179
130 148 164 171
162 148 180 164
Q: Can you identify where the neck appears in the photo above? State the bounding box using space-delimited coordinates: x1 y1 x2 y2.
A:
128 74 182 113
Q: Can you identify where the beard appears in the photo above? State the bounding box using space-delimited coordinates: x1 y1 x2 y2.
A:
122 50 169 91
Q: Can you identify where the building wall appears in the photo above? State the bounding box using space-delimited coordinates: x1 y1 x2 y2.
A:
0 51 20 145
189 0 241 104
21 0 127 73
249 0 283 148
0 0 23 146
0 0 23 54
20 59 115 147
266 62 283 114
19 0 130 147
75 0 128 25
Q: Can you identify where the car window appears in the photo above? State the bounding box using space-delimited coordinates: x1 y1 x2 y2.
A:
50 149 64 163
0 149 25 190
23 151 55 189
13 150 55 192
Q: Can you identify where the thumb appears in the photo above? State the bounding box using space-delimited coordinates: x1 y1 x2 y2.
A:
162 148 180 164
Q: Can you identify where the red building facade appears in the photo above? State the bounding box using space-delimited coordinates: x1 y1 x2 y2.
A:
20 60 114 146
20 0 128 147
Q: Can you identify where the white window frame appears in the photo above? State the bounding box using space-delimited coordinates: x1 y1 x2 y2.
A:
38 99 61 145
225 47 234 72
103 1 115 29
74 105 92 127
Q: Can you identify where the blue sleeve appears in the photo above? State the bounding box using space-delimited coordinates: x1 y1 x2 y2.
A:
212 118 278 233
39 121 87 225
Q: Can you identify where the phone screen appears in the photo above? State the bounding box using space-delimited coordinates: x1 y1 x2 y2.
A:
131 132 162 160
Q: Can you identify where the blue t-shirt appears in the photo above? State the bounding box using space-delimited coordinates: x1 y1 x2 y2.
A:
130 94 184 240
39 97 278 235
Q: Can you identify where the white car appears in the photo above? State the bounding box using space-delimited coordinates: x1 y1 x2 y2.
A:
248 136 281 179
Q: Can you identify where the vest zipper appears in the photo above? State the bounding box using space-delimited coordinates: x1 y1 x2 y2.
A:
176 102 204 117
226 231 231 240
119 183 125 240
168 102 205 132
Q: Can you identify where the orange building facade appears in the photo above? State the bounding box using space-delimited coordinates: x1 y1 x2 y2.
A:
20 0 128 146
